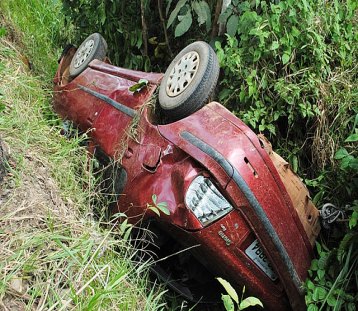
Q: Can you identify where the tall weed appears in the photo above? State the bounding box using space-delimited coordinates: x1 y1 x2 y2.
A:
0 0 73 79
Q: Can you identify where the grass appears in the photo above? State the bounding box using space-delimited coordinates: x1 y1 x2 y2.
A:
0 1 167 310
0 0 74 80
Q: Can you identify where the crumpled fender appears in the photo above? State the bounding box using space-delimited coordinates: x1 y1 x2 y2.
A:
158 102 313 311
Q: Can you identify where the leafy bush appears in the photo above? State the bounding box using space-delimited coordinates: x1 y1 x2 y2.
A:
62 0 217 69
62 0 149 69
305 204 357 311
215 0 356 159
215 0 357 208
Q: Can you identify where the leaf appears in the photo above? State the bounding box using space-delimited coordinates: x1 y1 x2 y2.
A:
123 225 132 241
307 304 319 311
226 14 239 37
326 294 337 307
334 148 349 159
340 155 354 169
136 31 143 49
200 1 211 31
314 242 322 255
166 0 174 16
167 0 187 28
149 206 161 217
156 201 170 215
148 37 158 45
291 26 301 37
192 1 205 25
218 7 232 24
175 9 192 37
270 41 280 50
150 195 170 216
345 133 358 142
313 287 327 301
306 279 315 290
317 269 325 280
310 259 318 271
99 3 106 25
353 113 358 129
282 53 290 65
129 79 148 92
349 210 357 229
217 277 238 304
239 296 264 309
120 219 128 234
292 155 298 173
152 194 157 205
221 294 235 311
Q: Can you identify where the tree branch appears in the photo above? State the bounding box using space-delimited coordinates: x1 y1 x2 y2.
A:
158 0 173 58
141 0 148 57
211 0 223 39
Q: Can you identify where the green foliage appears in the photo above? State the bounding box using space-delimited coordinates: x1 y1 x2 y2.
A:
147 194 170 216
215 0 357 214
333 116 358 198
167 0 211 37
62 0 216 69
216 0 356 136
217 277 263 310
305 212 358 311
62 0 149 69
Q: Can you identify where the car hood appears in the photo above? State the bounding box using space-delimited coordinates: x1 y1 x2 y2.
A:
158 102 312 310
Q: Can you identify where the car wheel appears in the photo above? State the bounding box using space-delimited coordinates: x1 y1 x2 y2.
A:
158 41 219 123
69 33 107 78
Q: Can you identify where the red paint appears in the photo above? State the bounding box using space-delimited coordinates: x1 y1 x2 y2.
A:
53 48 317 311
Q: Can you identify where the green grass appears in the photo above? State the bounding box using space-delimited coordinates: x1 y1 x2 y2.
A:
0 1 167 310
0 0 74 80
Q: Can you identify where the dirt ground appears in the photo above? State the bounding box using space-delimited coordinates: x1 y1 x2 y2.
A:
0 145 77 311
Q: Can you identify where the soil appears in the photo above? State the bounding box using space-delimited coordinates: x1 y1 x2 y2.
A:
0 147 77 311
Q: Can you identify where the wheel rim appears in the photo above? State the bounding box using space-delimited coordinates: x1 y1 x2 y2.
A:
166 51 200 97
73 39 95 69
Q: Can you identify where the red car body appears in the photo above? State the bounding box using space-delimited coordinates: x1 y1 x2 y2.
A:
53 46 319 310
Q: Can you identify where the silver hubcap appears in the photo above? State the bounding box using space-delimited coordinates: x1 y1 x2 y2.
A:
166 51 200 97
73 39 95 68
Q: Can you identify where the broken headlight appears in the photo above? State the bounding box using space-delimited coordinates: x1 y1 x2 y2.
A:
185 175 233 226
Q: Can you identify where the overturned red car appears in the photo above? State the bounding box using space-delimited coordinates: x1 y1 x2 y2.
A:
53 33 321 310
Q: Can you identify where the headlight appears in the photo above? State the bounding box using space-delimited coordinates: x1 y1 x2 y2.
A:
185 175 233 226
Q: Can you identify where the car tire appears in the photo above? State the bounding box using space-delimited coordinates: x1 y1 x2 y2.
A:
69 33 108 78
158 41 219 123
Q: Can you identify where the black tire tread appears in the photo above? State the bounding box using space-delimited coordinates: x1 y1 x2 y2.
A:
69 33 107 78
